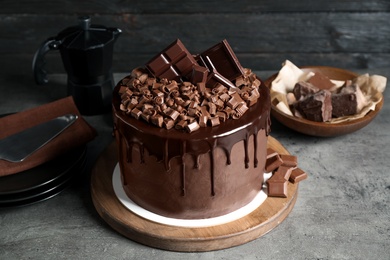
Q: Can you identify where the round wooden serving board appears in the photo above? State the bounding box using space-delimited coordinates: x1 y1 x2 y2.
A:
91 136 299 252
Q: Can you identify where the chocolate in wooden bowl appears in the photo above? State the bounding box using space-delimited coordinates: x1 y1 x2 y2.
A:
264 66 384 137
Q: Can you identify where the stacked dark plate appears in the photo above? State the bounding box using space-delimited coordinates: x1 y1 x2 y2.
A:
0 146 86 208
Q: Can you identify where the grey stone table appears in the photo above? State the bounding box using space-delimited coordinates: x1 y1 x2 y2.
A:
0 69 389 260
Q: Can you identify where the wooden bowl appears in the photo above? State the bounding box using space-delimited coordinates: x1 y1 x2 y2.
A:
264 66 384 137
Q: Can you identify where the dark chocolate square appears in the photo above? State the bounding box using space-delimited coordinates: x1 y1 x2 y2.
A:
146 39 198 81
200 39 244 81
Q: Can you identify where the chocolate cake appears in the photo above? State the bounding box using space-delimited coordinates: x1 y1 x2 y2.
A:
112 39 271 219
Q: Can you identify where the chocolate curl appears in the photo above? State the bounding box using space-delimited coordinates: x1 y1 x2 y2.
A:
200 106 211 118
208 103 217 116
218 93 230 102
216 111 227 122
209 116 220 126
153 95 164 106
233 103 248 119
227 95 240 109
163 118 175 129
138 73 149 84
130 108 142 119
198 115 208 127
223 106 234 119
186 121 200 133
235 76 246 87
146 77 156 86
153 89 164 97
151 114 164 127
131 67 146 78
175 120 188 130
163 107 180 121
118 85 128 94
141 112 151 122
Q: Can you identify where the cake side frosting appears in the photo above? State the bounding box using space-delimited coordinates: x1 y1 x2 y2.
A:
112 39 271 219
112 80 270 219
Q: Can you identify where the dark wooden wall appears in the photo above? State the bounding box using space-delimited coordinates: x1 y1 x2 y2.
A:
1 0 390 76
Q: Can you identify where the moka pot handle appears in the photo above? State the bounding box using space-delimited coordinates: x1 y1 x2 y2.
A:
32 38 61 85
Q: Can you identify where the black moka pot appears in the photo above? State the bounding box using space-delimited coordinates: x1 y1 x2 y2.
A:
33 16 121 115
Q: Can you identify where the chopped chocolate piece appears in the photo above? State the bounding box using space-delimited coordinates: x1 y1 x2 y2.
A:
280 154 297 167
331 92 357 117
146 39 198 81
289 168 308 183
307 72 335 90
293 90 332 122
293 81 320 101
267 178 288 198
331 84 366 117
199 39 245 81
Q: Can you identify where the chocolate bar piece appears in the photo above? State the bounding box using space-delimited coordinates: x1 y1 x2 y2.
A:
289 168 308 183
273 165 293 181
199 39 245 81
146 39 198 81
267 178 288 198
280 154 298 167
265 151 283 172
307 72 335 90
200 55 237 89
293 81 320 101
293 90 332 122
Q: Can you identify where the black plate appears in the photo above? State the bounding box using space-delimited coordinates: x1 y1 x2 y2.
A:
0 146 86 195
0 146 87 207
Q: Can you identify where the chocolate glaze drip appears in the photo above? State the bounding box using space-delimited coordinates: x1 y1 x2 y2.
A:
113 81 271 197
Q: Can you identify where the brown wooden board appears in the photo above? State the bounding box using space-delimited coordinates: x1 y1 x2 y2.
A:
90 136 299 252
